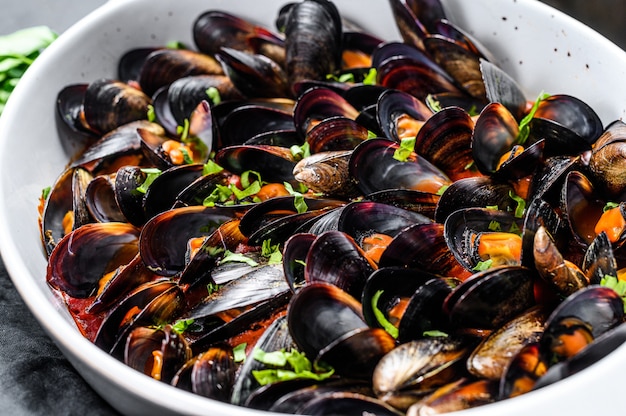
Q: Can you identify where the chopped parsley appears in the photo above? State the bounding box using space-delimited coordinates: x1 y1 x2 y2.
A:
488 221 502 231
604 201 620 212
517 91 550 145
426 94 443 113
371 290 399 339
146 104 156 122
251 348 334 386
136 168 162 194
290 142 311 161
473 258 493 271
261 239 283 265
219 250 259 267
362 68 377 85
423 330 449 338
41 186 51 200
206 86 221 105
393 137 416 162
233 342 247 363
509 190 526 218
171 318 194 334
203 159 223 175
176 118 190 141
284 182 308 214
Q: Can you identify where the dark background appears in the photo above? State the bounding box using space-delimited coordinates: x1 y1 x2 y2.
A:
0 0 623 415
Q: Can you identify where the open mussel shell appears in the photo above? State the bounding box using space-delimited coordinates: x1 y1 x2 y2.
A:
532 322 626 391
529 94 603 153
94 280 184 356
443 265 536 330
349 138 451 195
467 306 549 381
304 230 376 299
282 233 316 292
499 342 549 399
231 315 296 406
46 222 140 298
583 231 618 285
124 324 192 384
387 0 428 51
142 164 206 219
287 283 395 379
471 102 520 175
561 170 604 247
337 200 432 243
372 336 473 411
444 207 523 272
139 205 244 277
84 175 126 223
543 285 624 339
41 166 93 256
293 87 359 138
376 88 432 143
219 104 295 146
172 345 236 403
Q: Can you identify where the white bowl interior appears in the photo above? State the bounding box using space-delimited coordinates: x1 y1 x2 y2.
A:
1 0 626 414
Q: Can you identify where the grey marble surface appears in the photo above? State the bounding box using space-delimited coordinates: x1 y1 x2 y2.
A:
0 1 623 415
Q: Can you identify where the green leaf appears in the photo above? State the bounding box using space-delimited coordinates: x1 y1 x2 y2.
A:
436 185 449 196
371 290 399 338
509 190 526 218
426 94 443 112
423 330 449 337
41 186 51 200
203 159 224 175
176 118 190 141
600 275 626 312
240 170 262 189
362 68 377 85
0 26 57 57
473 258 493 271
251 348 334 386
166 40 187 50
233 343 247 363
488 221 501 232
146 104 156 122
206 86 221 105
393 137 415 162
136 168 162 194
517 92 550 145
231 180 261 200
219 250 259 267
284 182 308 214
367 130 378 139
290 142 311 161
171 318 194 334
206 281 221 295
261 239 283 265
604 201 620 212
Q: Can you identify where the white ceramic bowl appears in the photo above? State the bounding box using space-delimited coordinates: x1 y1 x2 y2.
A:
2 0 626 415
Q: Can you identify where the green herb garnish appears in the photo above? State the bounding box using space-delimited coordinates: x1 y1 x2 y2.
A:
176 118 190 141
261 239 283 265
251 348 334 386
367 130 378 139
290 142 311 161
473 258 493 271
362 68 377 85
136 168 162 194
219 250 259 267
517 91 550 145
509 190 526 218
203 159 224 175
326 72 355 83
206 86 221 105
206 282 221 295
171 318 194 334
426 94 443 113
371 290 399 339
488 221 502 232
233 342 247 363
393 137 416 162
423 330 449 338
41 186 51 200
284 182 308 214
604 201 620 212
146 104 156 122
600 275 626 312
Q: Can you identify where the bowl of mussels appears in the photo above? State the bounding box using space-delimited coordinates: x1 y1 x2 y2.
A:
2 0 626 414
